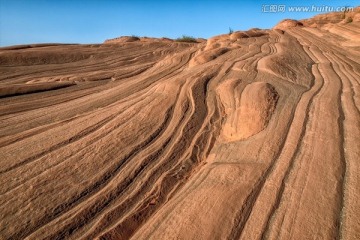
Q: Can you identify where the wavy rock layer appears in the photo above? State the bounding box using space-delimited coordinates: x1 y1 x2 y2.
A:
0 11 359 240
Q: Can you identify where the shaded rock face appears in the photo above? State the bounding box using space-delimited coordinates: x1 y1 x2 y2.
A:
189 47 229 67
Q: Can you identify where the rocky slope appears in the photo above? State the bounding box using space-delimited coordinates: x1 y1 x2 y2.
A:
0 9 359 240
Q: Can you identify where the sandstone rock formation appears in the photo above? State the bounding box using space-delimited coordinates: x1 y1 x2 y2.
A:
0 9 359 240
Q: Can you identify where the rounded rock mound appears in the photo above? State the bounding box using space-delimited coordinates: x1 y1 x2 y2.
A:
104 36 140 44
273 19 303 30
218 81 279 141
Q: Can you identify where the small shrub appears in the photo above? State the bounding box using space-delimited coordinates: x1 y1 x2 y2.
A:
341 6 351 19
175 35 197 43
229 27 234 35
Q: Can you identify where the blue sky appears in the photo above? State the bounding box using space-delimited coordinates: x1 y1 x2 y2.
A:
0 0 358 46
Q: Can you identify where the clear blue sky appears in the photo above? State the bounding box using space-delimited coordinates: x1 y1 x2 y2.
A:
0 0 358 46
